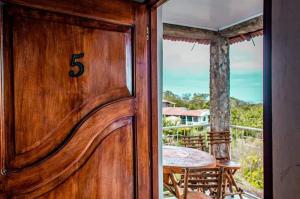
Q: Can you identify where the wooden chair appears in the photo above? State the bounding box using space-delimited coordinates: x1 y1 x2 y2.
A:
179 169 213 199
164 169 211 199
208 131 244 198
182 135 207 151
180 167 224 199
208 131 231 160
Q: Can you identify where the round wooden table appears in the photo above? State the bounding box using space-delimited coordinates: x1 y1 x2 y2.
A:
163 145 216 198
163 145 216 171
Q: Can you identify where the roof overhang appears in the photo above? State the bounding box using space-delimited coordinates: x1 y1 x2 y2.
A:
162 0 263 44
163 15 263 45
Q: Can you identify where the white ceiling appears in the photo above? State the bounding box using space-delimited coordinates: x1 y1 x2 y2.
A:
162 0 263 30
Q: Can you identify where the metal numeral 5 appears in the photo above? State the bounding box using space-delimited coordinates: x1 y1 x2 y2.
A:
69 53 84 77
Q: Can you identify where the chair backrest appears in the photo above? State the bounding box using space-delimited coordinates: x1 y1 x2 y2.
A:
182 135 206 151
208 131 231 160
180 167 224 199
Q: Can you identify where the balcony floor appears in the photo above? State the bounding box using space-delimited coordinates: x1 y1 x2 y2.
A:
164 191 260 199
165 196 252 199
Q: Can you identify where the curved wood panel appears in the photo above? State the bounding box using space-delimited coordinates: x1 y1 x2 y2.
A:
0 3 152 199
37 123 134 199
12 15 132 155
11 87 130 169
4 98 135 196
4 10 134 169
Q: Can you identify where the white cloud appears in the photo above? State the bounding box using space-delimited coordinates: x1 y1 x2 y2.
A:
163 40 210 73
230 36 263 71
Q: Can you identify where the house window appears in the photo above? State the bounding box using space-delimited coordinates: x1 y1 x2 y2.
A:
180 116 186 124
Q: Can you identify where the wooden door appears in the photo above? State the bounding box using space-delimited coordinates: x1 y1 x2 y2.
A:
0 1 151 198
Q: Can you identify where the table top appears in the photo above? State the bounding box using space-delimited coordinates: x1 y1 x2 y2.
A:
163 145 216 171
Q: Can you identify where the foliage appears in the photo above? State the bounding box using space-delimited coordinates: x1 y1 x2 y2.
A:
162 116 180 127
231 134 264 195
231 102 263 129
163 90 209 110
241 154 264 189
163 90 264 195
163 90 263 128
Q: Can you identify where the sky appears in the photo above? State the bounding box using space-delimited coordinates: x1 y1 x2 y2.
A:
163 36 263 103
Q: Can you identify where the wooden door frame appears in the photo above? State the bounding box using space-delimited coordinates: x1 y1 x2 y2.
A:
149 0 273 198
149 5 163 199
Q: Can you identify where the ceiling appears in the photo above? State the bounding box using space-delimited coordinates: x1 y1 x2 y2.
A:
162 0 263 31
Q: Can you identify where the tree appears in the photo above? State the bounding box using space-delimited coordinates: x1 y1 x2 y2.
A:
163 91 210 110
189 93 210 110
163 90 263 128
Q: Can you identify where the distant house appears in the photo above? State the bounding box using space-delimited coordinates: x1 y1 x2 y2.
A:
163 106 210 125
163 100 176 107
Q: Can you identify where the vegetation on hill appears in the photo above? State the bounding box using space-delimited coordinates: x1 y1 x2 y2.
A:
164 90 209 110
163 90 263 128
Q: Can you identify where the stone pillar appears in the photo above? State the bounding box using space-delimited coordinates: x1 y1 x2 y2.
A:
209 36 230 159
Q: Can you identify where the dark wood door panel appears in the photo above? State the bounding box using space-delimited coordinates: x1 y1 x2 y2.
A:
4 6 133 168
37 123 134 199
0 2 152 199
4 99 135 197
2 0 135 26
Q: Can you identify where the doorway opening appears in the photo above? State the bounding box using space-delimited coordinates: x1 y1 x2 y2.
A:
152 0 267 198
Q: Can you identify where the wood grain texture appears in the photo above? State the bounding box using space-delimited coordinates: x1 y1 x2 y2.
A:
134 4 151 199
163 146 216 173
2 3 15 175
163 16 263 45
0 2 153 198
163 23 217 44
2 0 135 26
12 87 130 168
149 0 169 8
38 123 134 199
182 135 206 151
4 6 133 168
220 15 263 38
5 99 135 196
0 4 6 176
150 8 159 199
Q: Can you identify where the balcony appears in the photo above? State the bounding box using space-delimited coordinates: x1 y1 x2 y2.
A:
162 124 263 199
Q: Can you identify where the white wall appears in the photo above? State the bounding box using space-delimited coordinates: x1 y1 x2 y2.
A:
272 1 300 198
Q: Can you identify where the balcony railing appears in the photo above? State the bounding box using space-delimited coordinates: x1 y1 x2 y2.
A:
162 124 263 199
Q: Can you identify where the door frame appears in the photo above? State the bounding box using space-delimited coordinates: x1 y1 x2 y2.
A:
149 0 273 198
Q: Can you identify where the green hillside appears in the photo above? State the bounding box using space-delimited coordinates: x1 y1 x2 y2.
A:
163 90 263 128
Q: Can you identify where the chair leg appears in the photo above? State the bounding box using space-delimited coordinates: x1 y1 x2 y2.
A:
228 170 243 199
163 182 177 196
183 169 190 199
224 172 234 197
163 173 177 197
228 181 234 198
170 172 181 198
217 167 224 199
